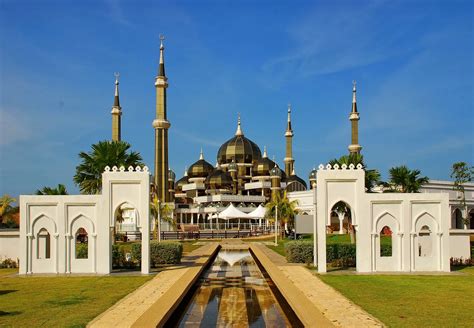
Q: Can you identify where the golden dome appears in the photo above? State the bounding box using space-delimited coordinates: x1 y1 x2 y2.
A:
205 167 233 190
188 150 214 179
175 169 188 192
217 116 261 164
286 169 307 192
253 146 276 176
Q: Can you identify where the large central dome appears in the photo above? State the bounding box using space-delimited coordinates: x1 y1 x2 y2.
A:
217 116 262 164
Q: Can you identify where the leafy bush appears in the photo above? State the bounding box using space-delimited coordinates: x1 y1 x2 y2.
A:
112 244 125 268
130 241 183 267
285 241 313 264
450 257 473 266
75 243 88 259
0 258 18 268
380 244 392 257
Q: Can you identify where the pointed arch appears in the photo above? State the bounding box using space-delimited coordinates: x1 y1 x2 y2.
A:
374 211 399 234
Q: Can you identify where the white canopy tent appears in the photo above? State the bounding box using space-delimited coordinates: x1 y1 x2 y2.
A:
246 204 267 227
218 203 251 219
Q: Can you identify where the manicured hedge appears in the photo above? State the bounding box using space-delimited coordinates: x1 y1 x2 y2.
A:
130 241 183 267
285 241 313 264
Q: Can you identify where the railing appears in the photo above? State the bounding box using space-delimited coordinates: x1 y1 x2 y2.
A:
160 228 272 240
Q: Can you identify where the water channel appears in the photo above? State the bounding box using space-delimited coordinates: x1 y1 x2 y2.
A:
177 248 293 327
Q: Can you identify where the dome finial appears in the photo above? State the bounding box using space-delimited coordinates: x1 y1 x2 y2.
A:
113 72 120 106
199 147 204 160
235 112 243 136
352 80 357 103
184 166 188 176
158 34 166 76
263 146 267 158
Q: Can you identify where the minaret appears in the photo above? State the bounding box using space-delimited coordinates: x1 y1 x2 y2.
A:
348 81 362 155
111 72 122 141
153 35 171 202
284 104 294 176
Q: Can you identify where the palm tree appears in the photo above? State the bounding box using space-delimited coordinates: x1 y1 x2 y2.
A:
73 140 143 194
388 165 429 193
332 201 355 244
265 191 299 235
0 195 17 224
35 184 68 195
329 154 381 192
150 194 174 241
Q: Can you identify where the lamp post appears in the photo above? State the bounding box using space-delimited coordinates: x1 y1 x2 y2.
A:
157 198 161 242
309 167 318 267
274 204 278 246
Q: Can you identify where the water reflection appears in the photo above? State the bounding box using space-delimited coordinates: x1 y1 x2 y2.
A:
178 249 291 327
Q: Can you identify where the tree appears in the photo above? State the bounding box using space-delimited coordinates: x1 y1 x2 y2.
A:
265 191 299 234
150 194 174 241
74 141 143 194
450 162 474 226
332 201 356 243
0 195 17 225
387 165 429 193
329 154 381 192
35 184 68 195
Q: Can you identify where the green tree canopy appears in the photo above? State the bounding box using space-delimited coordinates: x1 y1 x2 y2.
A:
450 161 473 225
150 194 174 240
74 141 144 194
35 184 68 195
329 154 381 192
387 165 429 193
265 191 299 229
0 194 18 226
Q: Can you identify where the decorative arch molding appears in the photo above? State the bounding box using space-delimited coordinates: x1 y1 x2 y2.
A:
328 199 355 226
413 211 439 233
111 201 140 228
31 214 57 235
69 214 95 235
374 211 400 234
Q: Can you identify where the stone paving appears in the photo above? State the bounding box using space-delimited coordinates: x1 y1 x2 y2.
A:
87 243 217 328
256 243 385 327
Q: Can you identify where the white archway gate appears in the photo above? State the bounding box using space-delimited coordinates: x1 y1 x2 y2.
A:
315 164 450 273
20 166 151 275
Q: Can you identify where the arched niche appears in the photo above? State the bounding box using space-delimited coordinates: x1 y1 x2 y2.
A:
413 212 439 271
69 214 95 273
374 212 400 272
31 214 57 273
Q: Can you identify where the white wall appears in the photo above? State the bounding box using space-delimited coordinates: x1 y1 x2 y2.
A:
315 164 451 273
0 230 20 262
449 231 473 259
19 165 151 275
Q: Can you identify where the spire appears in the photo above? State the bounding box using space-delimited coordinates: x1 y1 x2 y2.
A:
286 103 292 132
158 34 166 77
235 113 243 136
111 72 122 142
263 146 267 158
352 80 357 113
113 72 120 107
199 147 204 160
184 166 188 177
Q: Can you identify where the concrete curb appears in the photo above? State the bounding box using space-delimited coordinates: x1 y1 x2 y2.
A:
250 243 335 327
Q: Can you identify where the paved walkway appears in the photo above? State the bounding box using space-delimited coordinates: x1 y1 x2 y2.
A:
87 243 217 328
256 243 385 328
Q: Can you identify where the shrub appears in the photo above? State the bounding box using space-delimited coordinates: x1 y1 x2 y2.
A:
0 258 18 268
380 244 392 257
285 241 313 264
75 243 88 259
130 241 183 267
112 244 125 268
450 257 473 266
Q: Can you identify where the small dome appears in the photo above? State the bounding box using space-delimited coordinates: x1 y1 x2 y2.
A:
286 170 307 192
188 150 214 179
253 147 276 176
168 169 176 181
217 116 262 164
309 168 317 181
175 175 188 193
205 167 233 190
270 164 282 178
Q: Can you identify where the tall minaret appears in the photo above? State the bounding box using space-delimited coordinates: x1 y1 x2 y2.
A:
348 81 362 155
111 72 122 141
284 104 294 176
153 35 171 202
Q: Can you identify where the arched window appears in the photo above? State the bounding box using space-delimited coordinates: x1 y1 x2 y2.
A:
75 228 88 259
418 225 432 257
37 228 51 259
454 209 463 229
380 226 392 257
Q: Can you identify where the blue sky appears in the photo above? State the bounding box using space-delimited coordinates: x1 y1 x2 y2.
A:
1 0 473 198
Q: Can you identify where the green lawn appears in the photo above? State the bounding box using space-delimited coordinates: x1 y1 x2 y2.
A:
0 269 153 327
319 267 474 327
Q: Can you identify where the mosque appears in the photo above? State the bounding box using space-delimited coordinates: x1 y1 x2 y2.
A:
109 37 361 231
